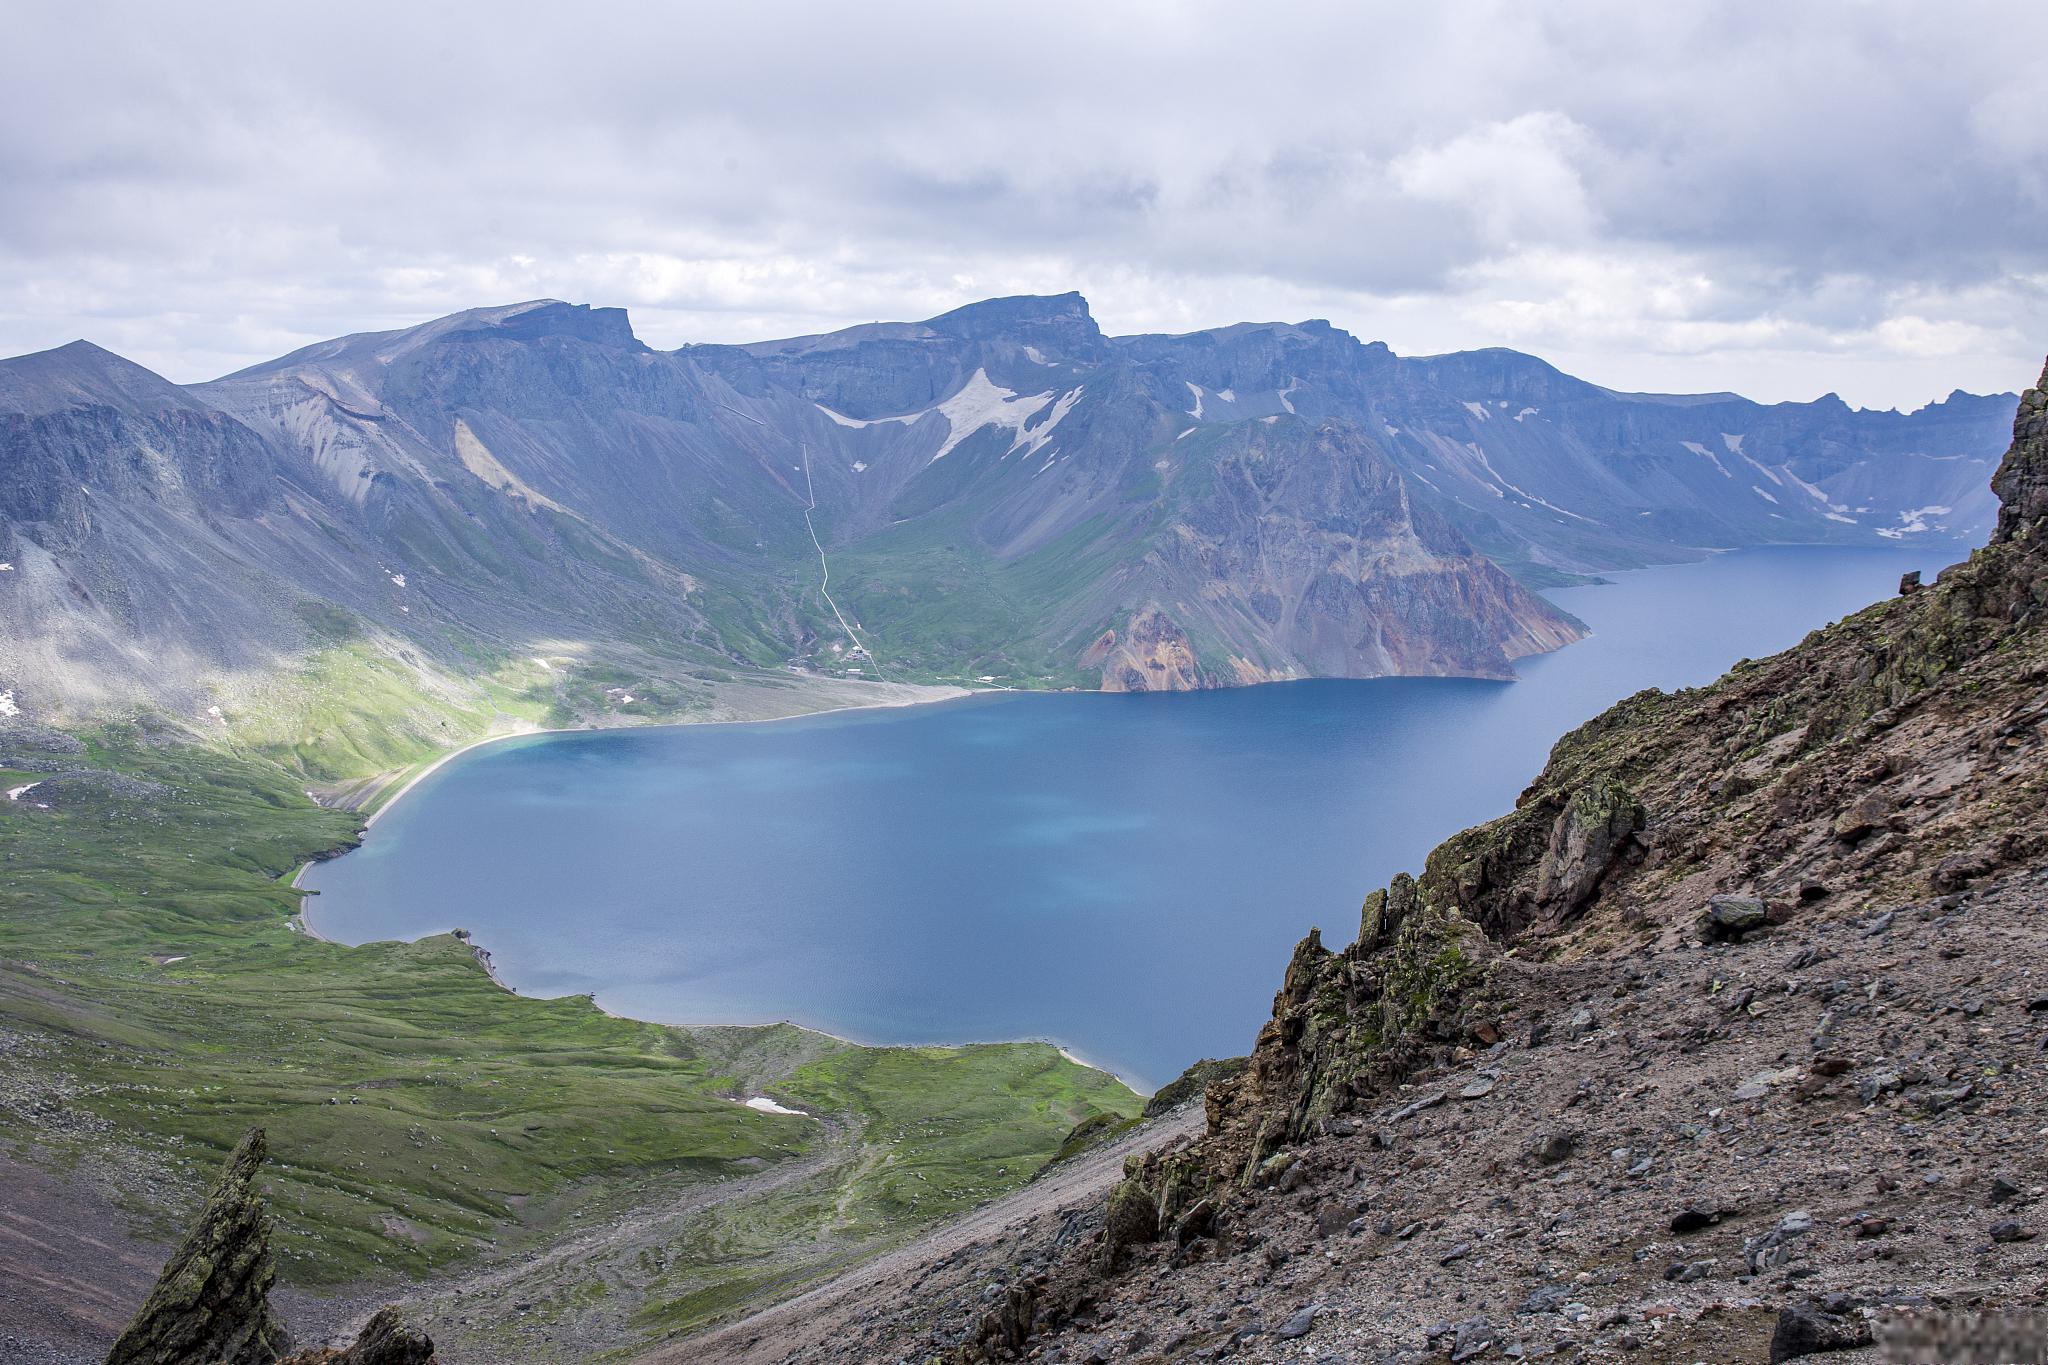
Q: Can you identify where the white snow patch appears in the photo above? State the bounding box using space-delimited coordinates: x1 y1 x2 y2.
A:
851 460 868 473
1261 414 1279 424
1458 442 1592 520
1751 484 1780 504
205 705 224 722
1278 379 1302 414
1185 381 1206 419
1176 426 1196 441
6 781 39 802
1384 425 1401 436
742 1096 809 1117
1742 455 1785 487
815 403 892 428
1462 401 1491 421
1885 504 1952 536
159 956 187 966
1824 512 1859 524
928 370 1053 462
1022 345 1055 366
1721 433 1747 455
0 690 16 718
1680 441 1734 478
1776 464 1847 511
388 572 406 588
1009 387 1083 460
1513 407 1538 422
1216 388 1237 403
0 562 13 571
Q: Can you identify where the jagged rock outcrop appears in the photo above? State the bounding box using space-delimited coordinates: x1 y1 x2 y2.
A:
1991 364 2048 543
105 1129 291 1365
922 352 2048 1365
106 1128 436 1365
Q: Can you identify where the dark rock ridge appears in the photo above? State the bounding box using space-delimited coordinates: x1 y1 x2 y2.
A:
761 359 2046 1363
106 1127 437 1365
0 295 2014 723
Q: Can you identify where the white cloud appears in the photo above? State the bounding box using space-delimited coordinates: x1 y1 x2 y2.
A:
0 0 2040 406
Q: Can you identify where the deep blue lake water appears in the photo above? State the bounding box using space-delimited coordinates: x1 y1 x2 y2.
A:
303 544 1963 1090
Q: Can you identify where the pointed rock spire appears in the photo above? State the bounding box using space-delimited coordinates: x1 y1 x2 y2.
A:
104 1128 291 1365
1991 356 2048 545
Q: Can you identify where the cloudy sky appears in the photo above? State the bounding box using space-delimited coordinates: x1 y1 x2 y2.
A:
2 1 2042 406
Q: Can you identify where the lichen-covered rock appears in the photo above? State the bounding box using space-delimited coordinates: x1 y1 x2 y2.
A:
104 1128 291 1365
279 1308 435 1365
1102 1177 1159 1264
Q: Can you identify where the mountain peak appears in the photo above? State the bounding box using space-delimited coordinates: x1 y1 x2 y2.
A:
438 300 643 350
923 292 1107 360
0 338 200 417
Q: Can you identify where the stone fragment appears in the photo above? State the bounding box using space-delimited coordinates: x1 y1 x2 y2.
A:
1768 1302 1872 1362
1274 1305 1320 1340
1699 895 1768 942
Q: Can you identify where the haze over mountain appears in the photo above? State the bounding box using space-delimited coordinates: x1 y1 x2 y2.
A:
0 294 2016 729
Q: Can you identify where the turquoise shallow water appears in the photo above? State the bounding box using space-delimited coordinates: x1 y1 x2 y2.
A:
303 544 1962 1089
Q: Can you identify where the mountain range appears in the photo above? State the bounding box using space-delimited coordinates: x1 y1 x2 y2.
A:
0 294 2016 734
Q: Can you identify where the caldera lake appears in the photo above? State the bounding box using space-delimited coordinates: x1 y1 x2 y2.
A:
302 544 1964 1090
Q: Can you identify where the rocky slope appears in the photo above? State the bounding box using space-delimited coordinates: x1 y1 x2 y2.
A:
701 361 2048 1363
1 297 2012 731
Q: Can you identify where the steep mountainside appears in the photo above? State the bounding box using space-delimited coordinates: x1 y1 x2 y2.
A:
710 362 2048 1364
0 296 2014 734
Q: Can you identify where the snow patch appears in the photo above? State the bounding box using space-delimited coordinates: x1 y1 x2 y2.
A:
925 371 1050 462
1009 387 1083 460
1022 345 1055 366
1216 388 1237 403
1824 512 1859 524
1278 379 1301 414
1185 381 1206 419
1884 504 1953 536
1680 441 1733 478
1513 407 1538 422
388 573 406 588
742 1096 809 1117
1462 401 1490 421
0 562 13 571
814 403 888 429
1176 426 1196 441
0 690 16 718
1742 455 1785 487
1751 484 1780 504
1261 414 1279 424
1721 433 1747 455
7 781 40 802
1384 425 1401 436
851 460 868 473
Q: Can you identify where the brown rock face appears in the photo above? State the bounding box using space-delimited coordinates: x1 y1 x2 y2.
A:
1991 360 2048 545
1091 607 1206 691
104 1128 292 1365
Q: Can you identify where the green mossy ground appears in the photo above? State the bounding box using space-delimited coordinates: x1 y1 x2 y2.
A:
0 713 1137 1328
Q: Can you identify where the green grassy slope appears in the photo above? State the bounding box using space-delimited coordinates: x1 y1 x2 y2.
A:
0 719 1137 1337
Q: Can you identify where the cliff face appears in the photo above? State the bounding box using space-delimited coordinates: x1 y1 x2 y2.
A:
910 356 2048 1364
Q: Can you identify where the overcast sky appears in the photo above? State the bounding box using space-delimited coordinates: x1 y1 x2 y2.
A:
2 1 2042 406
